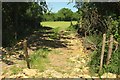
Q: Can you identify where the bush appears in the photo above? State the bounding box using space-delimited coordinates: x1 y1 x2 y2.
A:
107 50 120 74
88 34 120 76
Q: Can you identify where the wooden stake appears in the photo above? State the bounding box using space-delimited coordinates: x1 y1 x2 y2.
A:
23 39 30 69
99 34 106 71
106 35 113 65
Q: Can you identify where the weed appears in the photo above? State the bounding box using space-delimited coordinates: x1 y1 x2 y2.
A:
30 48 50 72
66 25 77 33
50 27 60 39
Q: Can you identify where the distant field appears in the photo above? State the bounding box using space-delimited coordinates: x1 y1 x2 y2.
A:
41 21 77 30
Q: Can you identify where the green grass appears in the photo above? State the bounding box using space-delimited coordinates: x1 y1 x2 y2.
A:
49 27 60 39
41 21 77 31
30 48 51 72
41 21 78 38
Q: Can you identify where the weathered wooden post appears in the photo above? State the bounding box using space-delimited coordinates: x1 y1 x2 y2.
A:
106 35 113 65
99 34 106 71
23 39 30 69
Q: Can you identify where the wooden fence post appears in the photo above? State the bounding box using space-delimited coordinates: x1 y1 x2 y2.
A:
106 35 113 65
99 34 106 71
23 39 30 69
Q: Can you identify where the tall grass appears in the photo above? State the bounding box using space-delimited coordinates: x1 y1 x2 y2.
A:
88 34 120 76
30 48 51 72
49 27 60 39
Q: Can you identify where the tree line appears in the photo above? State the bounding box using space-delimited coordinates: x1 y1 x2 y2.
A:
43 8 80 21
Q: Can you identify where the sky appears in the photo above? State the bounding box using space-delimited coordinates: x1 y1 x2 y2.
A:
46 2 78 13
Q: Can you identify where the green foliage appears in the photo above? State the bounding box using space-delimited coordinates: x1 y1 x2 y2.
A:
30 48 50 71
50 27 60 39
43 8 79 21
111 17 120 42
31 48 50 58
2 2 47 47
86 35 102 73
57 8 73 21
72 12 80 21
85 34 102 46
76 2 120 36
88 50 101 73
88 35 120 75
107 50 120 74
43 13 55 21
66 25 77 32
75 2 120 75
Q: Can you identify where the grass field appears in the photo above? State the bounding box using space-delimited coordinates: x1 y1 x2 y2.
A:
41 21 77 31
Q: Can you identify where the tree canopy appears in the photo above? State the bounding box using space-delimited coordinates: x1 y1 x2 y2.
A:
2 2 47 47
56 8 73 21
43 8 80 21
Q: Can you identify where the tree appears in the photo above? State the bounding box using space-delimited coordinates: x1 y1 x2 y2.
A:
43 12 55 21
2 2 47 47
72 12 80 21
56 8 73 21
74 1 120 75
75 2 120 36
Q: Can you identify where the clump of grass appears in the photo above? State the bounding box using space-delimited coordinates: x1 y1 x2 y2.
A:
66 25 78 34
85 34 102 46
10 66 22 75
50 27 60 39
53 27 60 33
30 48 51 72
